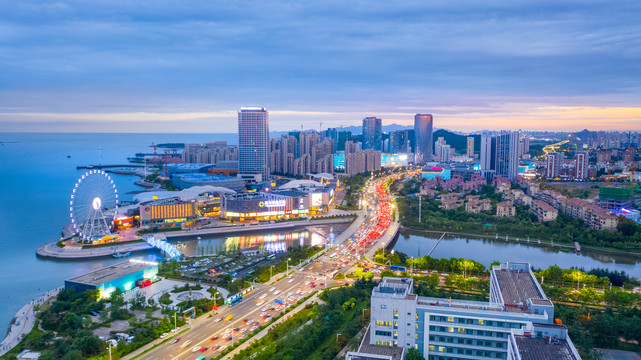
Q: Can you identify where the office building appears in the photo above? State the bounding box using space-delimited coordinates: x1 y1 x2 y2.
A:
546 152 564 179
495 132 520 180
480 134 497 181
238 107 269 182
362 262 581 360
363 117 383 151
389 130 409 154
466 137 474 157
415 114 433 163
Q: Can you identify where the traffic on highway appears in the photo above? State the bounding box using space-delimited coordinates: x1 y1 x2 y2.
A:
128 172 404 360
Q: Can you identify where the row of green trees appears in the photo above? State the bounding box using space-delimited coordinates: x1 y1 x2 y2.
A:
232 279 377 360
252 246 323 283
372 248 487 276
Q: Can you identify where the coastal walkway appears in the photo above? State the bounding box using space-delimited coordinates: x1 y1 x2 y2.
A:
0 287 62 356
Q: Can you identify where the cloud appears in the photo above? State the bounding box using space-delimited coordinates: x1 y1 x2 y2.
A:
0 0 640 131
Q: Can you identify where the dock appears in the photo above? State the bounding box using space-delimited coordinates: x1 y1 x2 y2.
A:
76 164 145 170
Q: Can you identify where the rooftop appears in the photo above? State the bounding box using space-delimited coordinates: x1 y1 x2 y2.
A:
514 336 580 360
493 264 545 306
374 277 413 297
351 327 405 360
66 260 157 286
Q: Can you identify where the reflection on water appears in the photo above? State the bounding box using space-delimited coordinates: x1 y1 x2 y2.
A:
394 229 641 277
176 224 348 257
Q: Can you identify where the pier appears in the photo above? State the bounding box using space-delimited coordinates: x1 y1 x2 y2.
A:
76 164 145 170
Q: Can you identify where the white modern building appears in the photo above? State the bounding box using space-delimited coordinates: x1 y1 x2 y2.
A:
238 107 270 182
357 262 581 360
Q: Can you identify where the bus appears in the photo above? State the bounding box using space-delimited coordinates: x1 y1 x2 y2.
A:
247 269 255 276
389 265 407 272
226 294 242 307
266 254 276 260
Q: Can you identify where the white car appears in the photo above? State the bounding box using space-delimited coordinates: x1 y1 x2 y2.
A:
241 328 248 333
180 340 192 348
274 290 281 295
288 279 294 283
250 325 259 331
160 333 169 339
257 300 265 306
192 346 201 352
171 327 179 333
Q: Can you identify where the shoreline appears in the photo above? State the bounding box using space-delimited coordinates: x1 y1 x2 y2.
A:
0 287 62 356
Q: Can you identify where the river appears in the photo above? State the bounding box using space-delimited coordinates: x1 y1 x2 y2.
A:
393 229 641 277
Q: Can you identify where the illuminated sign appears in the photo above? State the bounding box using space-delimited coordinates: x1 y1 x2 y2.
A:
259 199 287 208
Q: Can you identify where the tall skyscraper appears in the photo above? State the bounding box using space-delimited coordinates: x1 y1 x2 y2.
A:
238 107 269 182
362 117 382 151
480 134 497 180
414 114 433 163
467 136 474 157
495 132 520 180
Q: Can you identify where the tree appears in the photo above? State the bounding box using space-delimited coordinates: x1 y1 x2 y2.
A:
110 288 125 307
62 349 84 360
406 347 425 360
159 293 172 306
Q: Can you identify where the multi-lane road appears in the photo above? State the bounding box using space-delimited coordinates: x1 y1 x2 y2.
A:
126 174 400 360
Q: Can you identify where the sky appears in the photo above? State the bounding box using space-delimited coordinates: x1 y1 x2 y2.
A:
0 0 640 133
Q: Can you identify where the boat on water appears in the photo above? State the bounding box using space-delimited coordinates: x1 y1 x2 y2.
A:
113 252 131 258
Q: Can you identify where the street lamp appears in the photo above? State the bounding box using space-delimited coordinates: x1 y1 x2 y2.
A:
107 342 112 360
173 312 177 331
336 333 343 343
287 258 291 277
270 265 275 279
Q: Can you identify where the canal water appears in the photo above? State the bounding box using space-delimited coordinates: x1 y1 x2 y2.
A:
173 223 350 257
393 229 641 277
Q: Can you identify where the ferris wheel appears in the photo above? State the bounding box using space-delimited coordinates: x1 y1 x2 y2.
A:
70 170 119 241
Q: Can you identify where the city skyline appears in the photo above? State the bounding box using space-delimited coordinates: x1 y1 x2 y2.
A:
1 1 640 133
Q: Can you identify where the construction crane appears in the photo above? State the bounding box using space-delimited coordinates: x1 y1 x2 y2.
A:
320 121 324 133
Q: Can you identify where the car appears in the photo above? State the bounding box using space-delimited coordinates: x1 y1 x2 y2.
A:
180 340 192 348
214 317 222 322
160 333 169 339
250 325 259 331
171 327 179 333
233 328 240 332
225 336 232 342
196 356 206 360
241 328 248 333
192 346 201 352
210 336 219 341
200 347 208 352
288 279 294 283
256 300 265 306
220 345 228 351
170 337 181 344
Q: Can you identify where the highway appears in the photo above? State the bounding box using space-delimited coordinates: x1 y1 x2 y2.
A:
125 173 402 360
